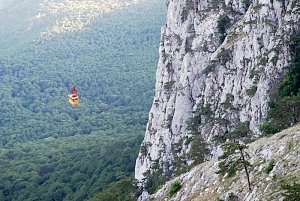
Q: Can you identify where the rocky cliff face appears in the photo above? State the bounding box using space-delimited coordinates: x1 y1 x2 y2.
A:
135 0 300 186
142 124 300 201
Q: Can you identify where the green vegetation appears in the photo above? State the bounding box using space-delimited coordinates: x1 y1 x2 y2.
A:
249 69 260 79
143 139 188 194
258 57 268 66
252 3 264 11
217 15 230 43
187 115 201 135
260 95 300 135
228 192 239 201
218 48 233 63
217 142 252 191
168 180 182 198
164 81 176 91
216 121 252 191
144 167 168 194
229 122 250 139
264 159 276 174
259 122 280 136
188 135 210 166
214 121 250 143
203 61 216 74
281 182 300 201
0 1 166 146
0 0 166 200
242 0 251 10
186 104 211 166
279 36 300 97
222 93 234 110
88 178 136 201
246 85 258 96
0 133 143 201
260 34 300 134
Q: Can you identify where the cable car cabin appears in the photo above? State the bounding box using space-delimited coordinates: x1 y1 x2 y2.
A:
68 94 80 106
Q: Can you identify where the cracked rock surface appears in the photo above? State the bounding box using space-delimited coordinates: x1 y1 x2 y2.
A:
143 124 300 201
135 0 300 187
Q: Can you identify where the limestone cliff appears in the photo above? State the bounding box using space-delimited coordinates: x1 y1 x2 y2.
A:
135 0 300 186
142 124 300 201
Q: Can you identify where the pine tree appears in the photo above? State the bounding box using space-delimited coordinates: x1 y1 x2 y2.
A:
217 141 252 191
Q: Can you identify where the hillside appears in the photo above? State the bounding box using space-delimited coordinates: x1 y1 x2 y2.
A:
142 124 300 200
0 0 166 200
0 134 143 201
0 0 166 145
0 0 147 50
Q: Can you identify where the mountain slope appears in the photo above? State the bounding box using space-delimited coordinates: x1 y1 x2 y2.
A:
0 0 166 146
143 124 300 200
135 0 300 187
0 0 145 51
0 0 166 200
0 134 143 201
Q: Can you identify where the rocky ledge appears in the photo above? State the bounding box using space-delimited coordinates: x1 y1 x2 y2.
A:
143 124 300 201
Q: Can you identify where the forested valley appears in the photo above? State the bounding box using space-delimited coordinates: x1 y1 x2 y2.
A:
0 0 166 200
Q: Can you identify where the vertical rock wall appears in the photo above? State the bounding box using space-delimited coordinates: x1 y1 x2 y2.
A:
135 0 299 185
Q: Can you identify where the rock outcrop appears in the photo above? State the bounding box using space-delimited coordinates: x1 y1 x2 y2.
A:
143 124 300 200
135 0 300 186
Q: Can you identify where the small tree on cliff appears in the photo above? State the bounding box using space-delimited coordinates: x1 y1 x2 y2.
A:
217 141 252 191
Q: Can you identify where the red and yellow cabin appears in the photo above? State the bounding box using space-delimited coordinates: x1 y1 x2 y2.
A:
68 93 80 106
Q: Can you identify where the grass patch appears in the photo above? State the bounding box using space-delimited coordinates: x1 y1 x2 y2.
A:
264 159 276 174
246 85 257 96
168 180 182 198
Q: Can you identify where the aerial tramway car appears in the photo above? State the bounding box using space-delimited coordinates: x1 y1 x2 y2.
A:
68 86 80 106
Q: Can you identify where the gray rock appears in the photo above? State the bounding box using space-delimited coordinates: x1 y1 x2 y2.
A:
146 125 300 200
135 0 300 188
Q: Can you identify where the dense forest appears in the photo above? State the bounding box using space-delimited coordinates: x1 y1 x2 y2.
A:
0 134 143 200
0 0 166 200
